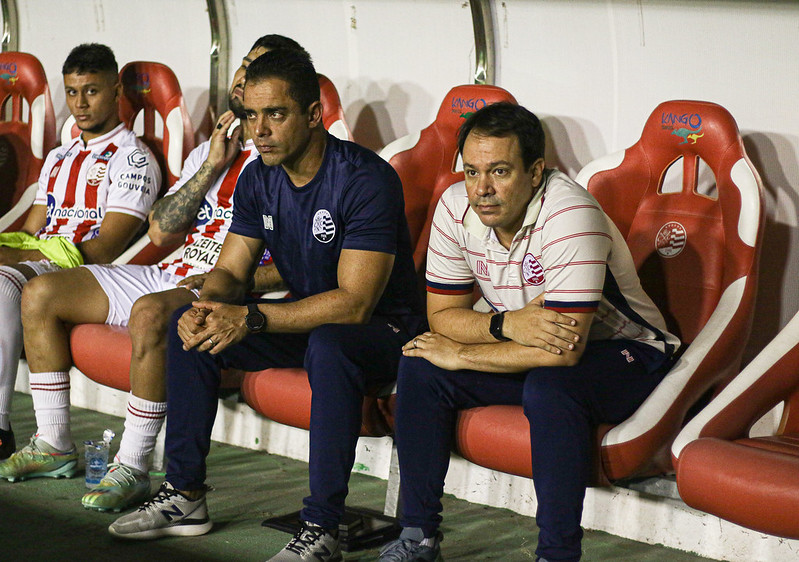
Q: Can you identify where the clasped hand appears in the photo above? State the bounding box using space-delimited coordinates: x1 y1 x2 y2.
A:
503 295 580 354
177 300 248 355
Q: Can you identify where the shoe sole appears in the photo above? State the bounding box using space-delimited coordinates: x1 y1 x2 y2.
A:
108 519 213 540
1 459 77 482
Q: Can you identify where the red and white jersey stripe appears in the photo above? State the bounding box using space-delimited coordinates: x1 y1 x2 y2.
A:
159 139 259 278
426 169 679 353
34 123 160 243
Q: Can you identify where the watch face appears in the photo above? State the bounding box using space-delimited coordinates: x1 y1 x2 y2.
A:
246 306 266 332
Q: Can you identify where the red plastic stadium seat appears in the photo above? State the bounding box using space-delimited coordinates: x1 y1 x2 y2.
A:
240 85 517 436
318 74 353 142
453 100 764 484
69 325 244 392
381 85 517 269
674 311 799 538
0 52 57 232
118 61 195 189
62 60 195 191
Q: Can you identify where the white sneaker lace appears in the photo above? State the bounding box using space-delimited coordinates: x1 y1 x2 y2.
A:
285 524 328 555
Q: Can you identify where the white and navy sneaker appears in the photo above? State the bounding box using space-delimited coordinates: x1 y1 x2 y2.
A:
268 521 342 561
108 481 212 540
379 527 443 561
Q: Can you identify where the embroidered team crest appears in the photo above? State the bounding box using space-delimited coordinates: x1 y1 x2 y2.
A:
86 161 108 187
522 253 544 286
312 209 335 243
655 221 687 258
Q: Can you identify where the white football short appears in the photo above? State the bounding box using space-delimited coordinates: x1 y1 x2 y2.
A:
19 259 63 276
82 263 199 327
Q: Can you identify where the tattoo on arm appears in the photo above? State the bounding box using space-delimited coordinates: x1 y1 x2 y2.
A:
151 162 219 233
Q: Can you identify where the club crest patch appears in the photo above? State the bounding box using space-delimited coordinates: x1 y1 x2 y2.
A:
312 209 335 243
522 253 544 286
655 221 687 258
86 161 108 187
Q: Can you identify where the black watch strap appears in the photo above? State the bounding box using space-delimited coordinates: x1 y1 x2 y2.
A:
489 311 510 341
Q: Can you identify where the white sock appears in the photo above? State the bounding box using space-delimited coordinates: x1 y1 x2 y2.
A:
0 267 27 432
29 371 72 451
116 392 166 473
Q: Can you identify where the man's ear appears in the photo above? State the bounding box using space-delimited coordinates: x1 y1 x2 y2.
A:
530 158 546 188
307 100 323 129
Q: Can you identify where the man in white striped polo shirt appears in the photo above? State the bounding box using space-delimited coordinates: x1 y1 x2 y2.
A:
0 43 160 463
380 103 680 562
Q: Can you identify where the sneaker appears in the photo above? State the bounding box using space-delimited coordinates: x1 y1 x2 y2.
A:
82 463 151 512
379 527 443 561
0 426 14 460
268 521 342 561
0 434 77 482
108 481 212 540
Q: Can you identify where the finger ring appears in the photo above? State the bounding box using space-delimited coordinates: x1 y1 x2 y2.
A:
216 123 223 129
413 339 418 348
208 338 215 347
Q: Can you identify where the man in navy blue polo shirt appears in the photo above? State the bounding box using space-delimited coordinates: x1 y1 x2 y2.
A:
108 49 422 562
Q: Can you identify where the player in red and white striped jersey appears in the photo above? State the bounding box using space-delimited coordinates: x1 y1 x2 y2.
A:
0 44 160 462
4 37 304 511
383 103 680 562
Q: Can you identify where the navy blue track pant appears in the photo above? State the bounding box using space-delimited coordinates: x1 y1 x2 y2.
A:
164 301 421 529
395 339 671 562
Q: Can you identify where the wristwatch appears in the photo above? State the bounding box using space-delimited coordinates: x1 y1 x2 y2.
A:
489 311 510 341
245 303 267 333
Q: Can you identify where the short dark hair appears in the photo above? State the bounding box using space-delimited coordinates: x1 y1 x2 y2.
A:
245 48 319 112
62 43 118 76
250 35 310 61
457 102 545 169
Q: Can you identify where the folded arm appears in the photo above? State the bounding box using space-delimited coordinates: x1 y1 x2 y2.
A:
407 291 593 373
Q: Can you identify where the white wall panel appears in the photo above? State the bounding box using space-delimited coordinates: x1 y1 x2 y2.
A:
228 0 475 150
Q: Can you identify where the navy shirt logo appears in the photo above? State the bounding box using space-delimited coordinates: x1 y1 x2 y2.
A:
312 209 336 243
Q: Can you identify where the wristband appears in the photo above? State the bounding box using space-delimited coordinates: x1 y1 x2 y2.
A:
489 311 511 342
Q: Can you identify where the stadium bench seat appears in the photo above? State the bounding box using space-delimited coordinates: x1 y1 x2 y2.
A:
0 52 56 232
673 309 799 538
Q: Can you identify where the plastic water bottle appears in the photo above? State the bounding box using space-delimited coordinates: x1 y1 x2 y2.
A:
84 428 115 488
